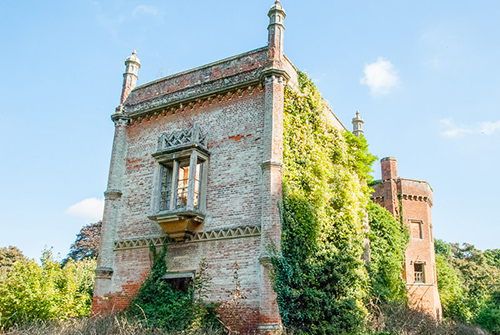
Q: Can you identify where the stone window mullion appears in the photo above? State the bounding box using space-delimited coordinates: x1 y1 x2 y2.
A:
186 151 198 211
170 160 180 210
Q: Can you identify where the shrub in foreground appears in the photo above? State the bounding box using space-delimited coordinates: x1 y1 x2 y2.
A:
0 249 95 329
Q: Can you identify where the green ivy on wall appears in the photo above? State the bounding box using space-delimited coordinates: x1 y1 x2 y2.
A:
272 71 377 334
367 201 408 304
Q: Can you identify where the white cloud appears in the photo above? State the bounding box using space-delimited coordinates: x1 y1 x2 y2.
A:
360 57 400 97
133 5 163 22
65 198 104 221
440 118 500 137
479 121 500 135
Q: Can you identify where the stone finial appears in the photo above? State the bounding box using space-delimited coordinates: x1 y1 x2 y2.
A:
267 0 286 61
117 51 141 111
352 110 364 137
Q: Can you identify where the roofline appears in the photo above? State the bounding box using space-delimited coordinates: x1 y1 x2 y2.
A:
133 46 269 91
371 178 432 189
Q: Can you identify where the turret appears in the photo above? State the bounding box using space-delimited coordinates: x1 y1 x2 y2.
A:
352 110 364 137
117 51 141 112
381 157 398 181
267 0 286 61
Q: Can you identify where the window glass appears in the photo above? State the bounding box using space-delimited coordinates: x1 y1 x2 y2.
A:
193 163 201 208
177 164 190 208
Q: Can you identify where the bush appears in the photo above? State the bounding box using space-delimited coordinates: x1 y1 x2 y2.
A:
0 249 95 329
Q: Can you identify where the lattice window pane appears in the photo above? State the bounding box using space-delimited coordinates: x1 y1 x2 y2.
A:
160 165 172 211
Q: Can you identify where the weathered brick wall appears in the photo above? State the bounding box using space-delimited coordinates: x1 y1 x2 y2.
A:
119 87 266 239
101 87 267 308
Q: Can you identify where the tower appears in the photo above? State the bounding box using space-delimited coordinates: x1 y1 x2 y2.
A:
371 158 442 319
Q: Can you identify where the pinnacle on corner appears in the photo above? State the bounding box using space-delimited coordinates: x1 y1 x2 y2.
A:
352 110 364 137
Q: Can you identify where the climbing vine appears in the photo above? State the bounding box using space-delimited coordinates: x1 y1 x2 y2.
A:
367 201 409 304
272 71 377 334
127 244 221 333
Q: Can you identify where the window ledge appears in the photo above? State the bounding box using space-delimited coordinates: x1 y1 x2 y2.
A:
148 209 205 242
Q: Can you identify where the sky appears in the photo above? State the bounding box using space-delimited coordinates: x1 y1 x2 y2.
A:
1 1 499 261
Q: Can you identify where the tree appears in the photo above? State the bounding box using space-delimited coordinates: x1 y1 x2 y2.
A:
485 249 500 269
0 246 27 276
62 221 101 266
435 254 470 321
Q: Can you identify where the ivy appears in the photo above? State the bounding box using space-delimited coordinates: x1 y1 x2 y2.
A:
272 71 376 334
367 201 408 304
127 244 221 333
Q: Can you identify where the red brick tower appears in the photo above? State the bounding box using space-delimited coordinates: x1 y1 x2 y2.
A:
372 158 442 318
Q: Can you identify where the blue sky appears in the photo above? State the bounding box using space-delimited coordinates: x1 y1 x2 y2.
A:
1 1 499 260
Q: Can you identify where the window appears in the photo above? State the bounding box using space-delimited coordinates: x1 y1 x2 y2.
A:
158 158 204 212
414 262 425 283
410 220 423 239
149 126 209 240
163 271 195 293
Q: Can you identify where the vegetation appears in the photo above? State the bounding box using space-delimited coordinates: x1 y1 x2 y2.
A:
366 202 408 304
272 71 377 334
0 249 95 329
435 239 500 333
0 247 26 276
127 244 222 333
62 221 101 266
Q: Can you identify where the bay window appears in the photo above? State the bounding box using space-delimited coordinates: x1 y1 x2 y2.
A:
149 126 209 241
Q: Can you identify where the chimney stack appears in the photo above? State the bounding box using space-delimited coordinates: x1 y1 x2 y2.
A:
381 157 398 180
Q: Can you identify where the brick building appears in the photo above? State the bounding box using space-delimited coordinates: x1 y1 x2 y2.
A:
93 0 441 330
93 1 304 332
371 157 442 319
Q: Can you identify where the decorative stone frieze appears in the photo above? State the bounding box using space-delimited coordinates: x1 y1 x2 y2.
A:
156 125 207 154
114 224 262 251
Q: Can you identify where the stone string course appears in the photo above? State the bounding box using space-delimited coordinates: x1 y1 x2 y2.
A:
114 224 262 251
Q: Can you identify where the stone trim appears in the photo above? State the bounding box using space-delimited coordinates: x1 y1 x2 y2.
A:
260 159 282 171
114 224 262 251
95 266 114 279
127 82 264 126
125 69 263 117
104 189 122 200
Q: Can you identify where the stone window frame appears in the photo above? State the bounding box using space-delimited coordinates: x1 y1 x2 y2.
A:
409 219 424 239
149 126 209 223
413 261 426 284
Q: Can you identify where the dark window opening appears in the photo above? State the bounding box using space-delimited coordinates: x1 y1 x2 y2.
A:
164 277 192 293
